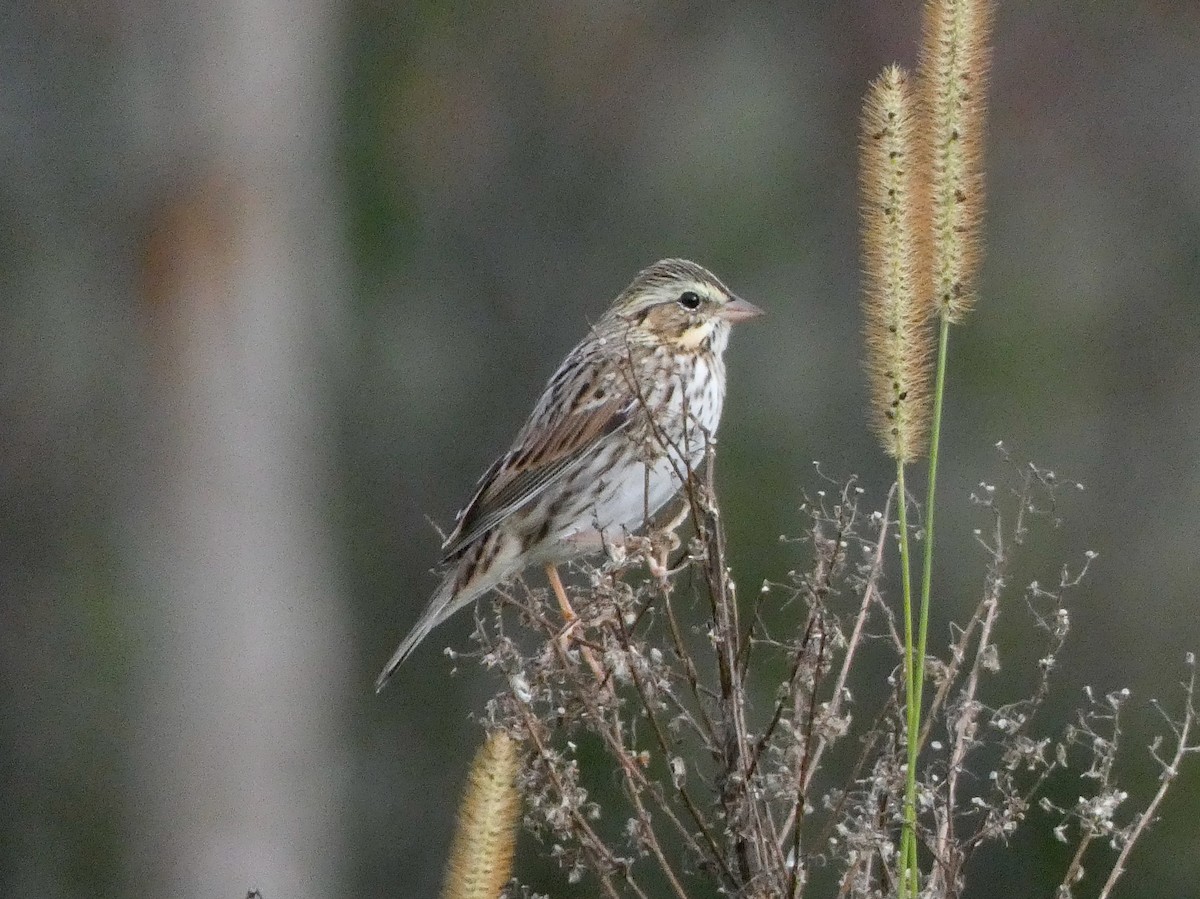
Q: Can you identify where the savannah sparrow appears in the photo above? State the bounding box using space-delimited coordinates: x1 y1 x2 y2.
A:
376 259 762 691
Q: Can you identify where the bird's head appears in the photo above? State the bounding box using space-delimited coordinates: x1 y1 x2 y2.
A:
606 258 763 353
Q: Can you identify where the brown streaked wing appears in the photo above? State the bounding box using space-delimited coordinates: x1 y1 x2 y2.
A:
439 394 634 562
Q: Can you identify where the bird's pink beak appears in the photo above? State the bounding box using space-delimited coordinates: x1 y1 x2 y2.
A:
719 296 765 323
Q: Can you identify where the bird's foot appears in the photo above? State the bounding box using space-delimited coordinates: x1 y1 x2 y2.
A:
646 501 689 581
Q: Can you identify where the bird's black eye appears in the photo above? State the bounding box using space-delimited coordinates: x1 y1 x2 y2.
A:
678 290 702 310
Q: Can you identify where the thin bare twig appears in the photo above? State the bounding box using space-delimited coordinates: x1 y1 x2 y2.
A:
803 485 896 795
517 703 641 899
1097 656 1200 899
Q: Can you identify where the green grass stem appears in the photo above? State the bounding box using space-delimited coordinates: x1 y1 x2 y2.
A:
899 314 952 897
897 460 918 898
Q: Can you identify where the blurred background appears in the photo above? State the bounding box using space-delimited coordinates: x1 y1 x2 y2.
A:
2 1 1198 896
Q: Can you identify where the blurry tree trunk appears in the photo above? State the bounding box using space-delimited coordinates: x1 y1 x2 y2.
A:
123 1 350 897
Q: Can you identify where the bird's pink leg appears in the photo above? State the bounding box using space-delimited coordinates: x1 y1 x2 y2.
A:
544 563 577 622
544 563 609 689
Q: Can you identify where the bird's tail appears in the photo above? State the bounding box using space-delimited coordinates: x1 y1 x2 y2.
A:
375 537 518 692
374 575 463 692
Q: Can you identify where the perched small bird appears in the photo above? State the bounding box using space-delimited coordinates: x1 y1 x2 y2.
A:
376 259 762 691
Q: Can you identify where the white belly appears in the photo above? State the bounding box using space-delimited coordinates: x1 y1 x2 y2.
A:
540 354 725 557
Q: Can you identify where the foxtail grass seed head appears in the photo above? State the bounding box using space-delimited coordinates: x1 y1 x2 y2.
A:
918 0 994 322
441 732 521 899
860 65 932 463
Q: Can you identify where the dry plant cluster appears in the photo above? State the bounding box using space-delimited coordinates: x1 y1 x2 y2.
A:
445 451 1196 899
